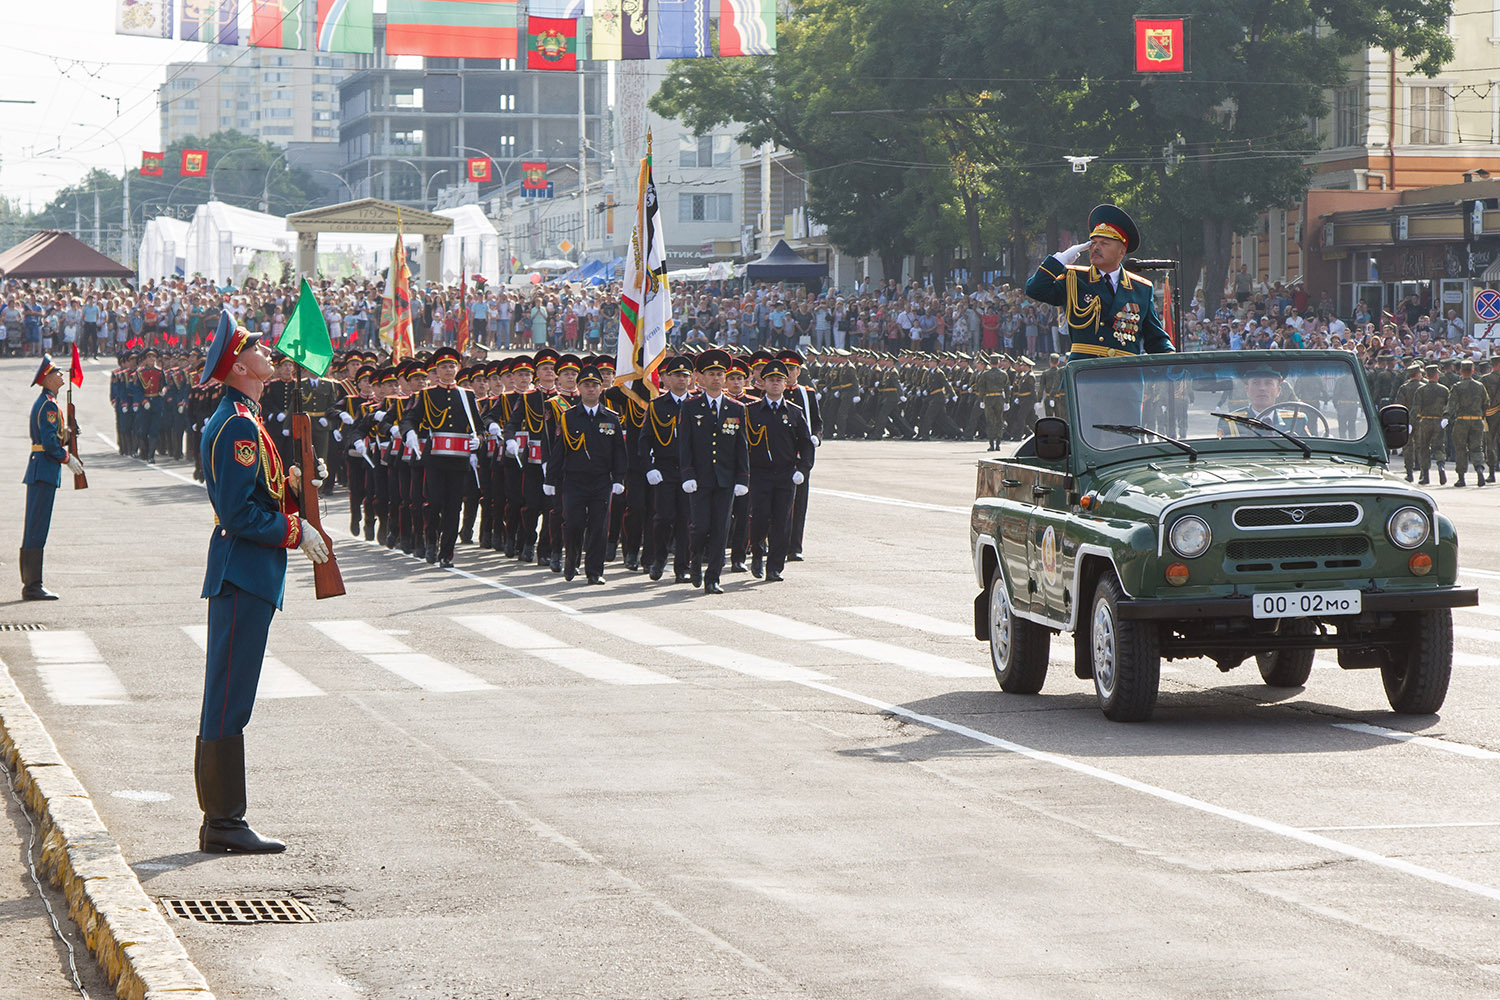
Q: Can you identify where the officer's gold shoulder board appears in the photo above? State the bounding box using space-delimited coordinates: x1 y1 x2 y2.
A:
1124 271 1153 288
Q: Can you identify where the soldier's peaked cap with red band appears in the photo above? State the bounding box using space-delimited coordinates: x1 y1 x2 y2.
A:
1088 203 1140 254
200 310 262 385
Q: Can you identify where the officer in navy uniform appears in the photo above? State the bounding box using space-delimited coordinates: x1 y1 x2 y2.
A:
400 346 481 568
21 356 85 601
743 359 813 582
640 355 696 583
545 366 628 584
678 349 751 595
196 311 329 854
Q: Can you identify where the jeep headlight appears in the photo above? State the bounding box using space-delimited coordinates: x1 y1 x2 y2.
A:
1169 515 1212 558
1387 506 1430 549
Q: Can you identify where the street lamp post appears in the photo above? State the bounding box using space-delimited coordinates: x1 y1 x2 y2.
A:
424 169 450 208
312 170 356 203
258 148 293 213
208 146 265 202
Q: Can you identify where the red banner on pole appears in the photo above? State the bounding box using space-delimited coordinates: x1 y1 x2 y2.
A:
521 161 548 190
1135 17 1187 74
181 149 209 177
140 151 165 177
467 157 492 183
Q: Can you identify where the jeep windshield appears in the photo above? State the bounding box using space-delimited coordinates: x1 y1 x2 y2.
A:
1073 353 1372 454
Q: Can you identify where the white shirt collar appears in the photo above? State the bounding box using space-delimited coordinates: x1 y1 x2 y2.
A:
1106 267 1123 289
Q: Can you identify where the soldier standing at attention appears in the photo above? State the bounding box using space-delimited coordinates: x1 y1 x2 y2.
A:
21 356 85 601
744 359 813 581
1480 356 1500 484
972 354 1010 451
1447 358 1489 488
678 349 750 595
196 313 328 853
1007 357 1039 440
544 365 627 584
1040 353 1066 417
1393 362 1424 482
1414 363 1450 486
780 349 820 562
640 356 696 583
401 347 481 568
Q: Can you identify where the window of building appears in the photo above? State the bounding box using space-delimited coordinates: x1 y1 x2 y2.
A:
263 126 294 136
679 134 734 168
236 101 250 110
171 77 197 90
1409 85 1451 144
680 193 733 223
314 56 345 68
180 99 198 110
268 107 294 118
1333 85 1363 148
272 55 292 67
314 110 334 121
314 127 336 138
220 116 231 126
263 70 289 83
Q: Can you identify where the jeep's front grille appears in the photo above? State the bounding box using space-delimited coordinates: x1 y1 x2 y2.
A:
1225 535 1371 573
1232 502 1362 529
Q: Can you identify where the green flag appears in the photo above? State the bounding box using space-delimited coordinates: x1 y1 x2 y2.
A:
277 278 334 376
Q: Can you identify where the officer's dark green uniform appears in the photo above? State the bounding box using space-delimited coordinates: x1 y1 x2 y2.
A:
1039 354 1066 417
1008 358 1038 440
1413 364 1449 485
1480 357 1500 483
1393 363 1424 480
972 358 1010 450
1447 359 1489 487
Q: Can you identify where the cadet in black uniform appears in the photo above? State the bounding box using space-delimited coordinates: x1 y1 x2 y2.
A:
401 347 481 568
678 349 751 595
604 358 653 572
545 365 627 584
779 350 821 562
505 354 552 563
744 359 814 582
640 356 696 583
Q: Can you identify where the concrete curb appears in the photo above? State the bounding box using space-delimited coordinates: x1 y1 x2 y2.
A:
0 658 215 1000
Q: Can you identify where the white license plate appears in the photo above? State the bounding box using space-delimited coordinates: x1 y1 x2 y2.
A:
1251 589 1362 619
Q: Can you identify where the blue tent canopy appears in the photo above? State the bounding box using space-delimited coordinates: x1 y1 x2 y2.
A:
744 240 827 282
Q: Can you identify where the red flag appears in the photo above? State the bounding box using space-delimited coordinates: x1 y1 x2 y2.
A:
527 16 577 71
181 149 208 177
467 157 492 183
1162 272 1177 349
140 151 164 177
70 343 83 387
456 266 470 355
1135 17 1187 74
521 161 548 190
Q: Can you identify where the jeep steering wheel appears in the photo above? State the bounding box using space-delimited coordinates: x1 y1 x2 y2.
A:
1284 401 1332 438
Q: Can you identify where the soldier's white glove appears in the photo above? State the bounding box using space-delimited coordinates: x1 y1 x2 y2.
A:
681 478 698 493
810 435 821 446
1055 242 1092 266
542 483 556 496
143 400 151 411
333 429 343 443
1034 402 1044 418
281 428 290 437
792 470 805 485
899 395 906 402
354 439 368 457
852 395 860 404
299 520 329 564
505 438 519 456
178 404 185 414
1441 418 1449 429
978 402 984 410
611 482 624 495
317 416 329 428
340 411 354 425
374 409 387 421
488 422 502 437
467 435 480 452
390 428 401 444
1002 403 1010 412
276 412 287 421
733 484 749 497
646 469 663 486
469 454 479 472
404 430 420 453
66 455 84 476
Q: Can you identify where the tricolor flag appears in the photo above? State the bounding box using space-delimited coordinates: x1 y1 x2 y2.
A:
316 0 373 53
527 16 578 70
521 161 548 190
250 0 306 49
386 0 518 59
528 0 584 15
719 0 775 56
614 132 670 400
657 0 709 59
180 149 209 177
380 233 414 363
467 157 492 183
181 0 239 44
140 151 165 177
115 0 173 37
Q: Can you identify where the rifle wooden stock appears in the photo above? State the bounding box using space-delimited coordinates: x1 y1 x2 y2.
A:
66 394 87 490
292 412 345 599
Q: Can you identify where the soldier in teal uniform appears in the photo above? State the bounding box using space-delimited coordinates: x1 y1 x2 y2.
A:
195 312 329 854
21 356 85 601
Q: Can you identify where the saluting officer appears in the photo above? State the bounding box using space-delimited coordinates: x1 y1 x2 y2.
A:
21 356 85 601
743 359 813 582
678 349 750 595
545 366 627 584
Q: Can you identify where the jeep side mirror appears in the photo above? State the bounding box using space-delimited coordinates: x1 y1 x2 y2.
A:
1034 417 1070 461
1379 404 1409 451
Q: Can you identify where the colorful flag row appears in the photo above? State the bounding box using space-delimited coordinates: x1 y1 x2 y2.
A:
114 0 774 58
139 149 209 177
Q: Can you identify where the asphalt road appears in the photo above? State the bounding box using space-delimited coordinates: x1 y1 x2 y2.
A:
5 355 1500 999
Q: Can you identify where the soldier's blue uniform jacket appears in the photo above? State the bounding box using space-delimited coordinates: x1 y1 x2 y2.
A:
200 386 303 611
1025 258 1174 360
24 390 67 488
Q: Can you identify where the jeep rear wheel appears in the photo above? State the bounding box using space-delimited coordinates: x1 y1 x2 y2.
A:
988 571 1050 694
1090 574 1160 722
1382 609 1452 714
1256 620 1317 687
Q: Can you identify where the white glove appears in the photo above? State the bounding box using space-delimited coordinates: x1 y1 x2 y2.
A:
467 435 480 452
1440 418 1449 429
542 483 556 496
354 439 368 456
404 430 419 453
1002 403 1010 412
299 519 329 564
851 396 860 404
1055 242 1092 266
312 458 327 487
339 411 354 425
469 454 479 472
390 428 402 443
1034 402 1044 418
317 416 329 428
1161 405 1168 415
733 484 749 497
333 429 343 443
978 402 984 410
611 482 624 495
792 470 805 485
66 455 84 476
488 422 501 437
646 469 663 486
810 435 821 446
505 438 519 456
177 404 185 414
276 412 287 422
143 400 151 411
682 479 698 493
374 409 387 421
899 395 906 402
281 428 290 437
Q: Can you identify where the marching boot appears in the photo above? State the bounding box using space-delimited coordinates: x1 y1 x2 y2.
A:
550 552 562 574
690 558 703 589
350 512 360 537
1405 471 1413 482
750 549 763 580
480 529 492 549
19 549 58 601
520 544 535 564
1456 475 1467 488
1419 472 1430 485
1439 466 1447 485
195 735 285 854
364 521 375 541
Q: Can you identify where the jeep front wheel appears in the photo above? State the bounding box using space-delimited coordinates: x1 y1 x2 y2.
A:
988 570 1050 694
1090 575 1160 722
1382 609 1453 714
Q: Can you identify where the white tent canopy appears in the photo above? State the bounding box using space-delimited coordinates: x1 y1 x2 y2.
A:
137 216 190 286
436 205 502 284
183 201 294 283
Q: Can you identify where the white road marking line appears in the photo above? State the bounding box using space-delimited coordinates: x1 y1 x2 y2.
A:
1314 651 1492 670
27 631 127 705
1454 624 1500 644
311 621 493 693
451 614 675 685
1331 722 1500 759
1458 605 1500 621
810 486 968 514
95 433 205 488
179 625 323 700
1460 567 1500 581
794 676 1500 905
578 612 703 648
1302 822 1500 832
839 606 972 637
712 610 989 678
660 644 832 683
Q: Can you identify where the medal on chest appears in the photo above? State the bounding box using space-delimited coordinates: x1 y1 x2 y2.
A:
1113 302 1140 345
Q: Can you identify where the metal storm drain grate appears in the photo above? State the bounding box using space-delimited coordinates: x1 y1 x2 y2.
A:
0 624 47 632
161 897 317 924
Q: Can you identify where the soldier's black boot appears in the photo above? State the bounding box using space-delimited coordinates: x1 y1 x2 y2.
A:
750 548 764 580
550 552 562 573
1456 475 1466 487
350 512 360 537
363 520 375 541
480 528 492 549
1419 472 1430 485
1439 466 1447 485
1405 471 1413 482
195 735 285 854
19 549 58 601
520 544 535 564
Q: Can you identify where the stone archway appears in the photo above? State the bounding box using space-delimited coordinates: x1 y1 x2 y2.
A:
285 198 454 282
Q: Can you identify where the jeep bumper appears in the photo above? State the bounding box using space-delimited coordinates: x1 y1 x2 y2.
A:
1115 587 1479 620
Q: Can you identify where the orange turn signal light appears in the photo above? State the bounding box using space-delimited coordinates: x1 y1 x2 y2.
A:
1080 494 1095 510
1165 562 1190 586
1408 552 1432 576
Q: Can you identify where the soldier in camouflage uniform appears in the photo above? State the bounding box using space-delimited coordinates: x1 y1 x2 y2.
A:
1039 354 1067 418
1007 357 1040 440
1446 358 1490 487
1393 362 1424 482
1413 363 1449 486
1480 356 1500 484
972 354 1011 451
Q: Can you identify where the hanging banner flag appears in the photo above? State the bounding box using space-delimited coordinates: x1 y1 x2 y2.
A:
718 0 775 56
528 0 584 15
316 0 374 53
115 0 174 37
620 0 648 58
180 149 209 177
467 157 492 183
250 0 305 49
591 0 622 60
526 16 578 71
455 266 470 355
657 0 708 59
614 131 670 400
181 0 239 43
387 0 518 59
380 233 414 362
140 151 165 177
521 161 548 190
1134 17 1188 73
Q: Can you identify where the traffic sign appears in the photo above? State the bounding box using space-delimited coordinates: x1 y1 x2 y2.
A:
558 240 573 254
1475 288 1500 322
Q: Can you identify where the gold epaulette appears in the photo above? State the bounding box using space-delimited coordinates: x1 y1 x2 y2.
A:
1124 271 1153 288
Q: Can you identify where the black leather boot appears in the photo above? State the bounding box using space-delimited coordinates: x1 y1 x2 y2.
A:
195 735 285 854
19 549 58 601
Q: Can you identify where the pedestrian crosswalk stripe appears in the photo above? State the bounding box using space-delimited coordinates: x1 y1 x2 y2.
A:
27 631 128 705
838 606 972 637
179 626 323 700
709 609 844 642
311 621 494 693
577 611 831 682
577 612 703 648
710 610 989 679
451 614 676 685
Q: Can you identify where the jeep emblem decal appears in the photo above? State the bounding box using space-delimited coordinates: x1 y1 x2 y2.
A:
1289 508 1305 523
